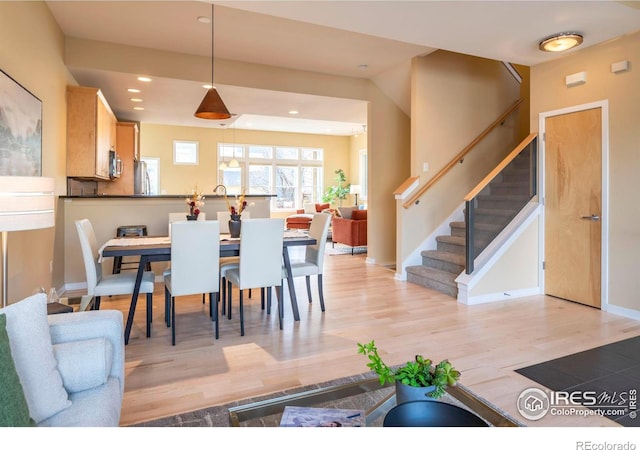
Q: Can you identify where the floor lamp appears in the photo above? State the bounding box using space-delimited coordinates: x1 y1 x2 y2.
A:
0 177 55 308
350 184 361 207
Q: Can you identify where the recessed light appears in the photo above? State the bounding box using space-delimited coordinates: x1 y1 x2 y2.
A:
127 88 141 93
130 98 143 102
133 107 144 111
357 64 369 70
137 76 152 82
289 110 299 115
539 32 583 52
197 16 211 24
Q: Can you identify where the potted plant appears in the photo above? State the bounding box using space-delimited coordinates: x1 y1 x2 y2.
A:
322 168 350 207
357 340 461 403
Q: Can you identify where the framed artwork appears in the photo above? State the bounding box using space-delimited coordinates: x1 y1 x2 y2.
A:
0 69 42 176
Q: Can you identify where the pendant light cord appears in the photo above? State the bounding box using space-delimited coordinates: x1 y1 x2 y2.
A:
210 3 214 87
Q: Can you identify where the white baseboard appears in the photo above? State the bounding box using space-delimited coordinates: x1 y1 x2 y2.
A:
458 287 542 305
605 304 640 320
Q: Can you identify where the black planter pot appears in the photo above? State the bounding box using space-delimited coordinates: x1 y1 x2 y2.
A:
186 214 198 221
383 400 488 427
228 216 241 238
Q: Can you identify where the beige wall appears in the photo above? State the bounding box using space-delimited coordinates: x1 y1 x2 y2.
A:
397 51 523 275
530 31 640 314
0 2 70 303
140 124 351 199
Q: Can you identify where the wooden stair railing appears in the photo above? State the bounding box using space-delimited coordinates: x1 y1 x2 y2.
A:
401 98 524 209
463 132 538 202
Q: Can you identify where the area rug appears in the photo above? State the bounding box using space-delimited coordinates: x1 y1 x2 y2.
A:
130 371 517 427
325 242 367 256
515 336 640 427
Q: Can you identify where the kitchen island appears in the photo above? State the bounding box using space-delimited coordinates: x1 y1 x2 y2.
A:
60 194 274 291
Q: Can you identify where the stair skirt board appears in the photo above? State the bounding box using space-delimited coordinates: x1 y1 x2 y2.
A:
455 202 543 305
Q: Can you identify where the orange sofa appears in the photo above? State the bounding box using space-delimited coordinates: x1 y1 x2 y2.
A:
285 203 331 230
331 209 367 251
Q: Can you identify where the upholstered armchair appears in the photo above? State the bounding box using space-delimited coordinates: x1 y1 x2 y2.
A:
331 209 367 252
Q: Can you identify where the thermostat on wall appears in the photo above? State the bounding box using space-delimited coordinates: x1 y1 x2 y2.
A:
565 71 587 87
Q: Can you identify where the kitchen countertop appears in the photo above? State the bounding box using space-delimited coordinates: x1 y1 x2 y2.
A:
61 194 276 199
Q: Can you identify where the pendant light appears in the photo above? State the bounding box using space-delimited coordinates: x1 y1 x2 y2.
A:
218 124 228 170
229 124 239 168
195 4 231 120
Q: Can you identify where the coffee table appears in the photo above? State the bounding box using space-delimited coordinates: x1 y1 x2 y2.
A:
228 376 521 427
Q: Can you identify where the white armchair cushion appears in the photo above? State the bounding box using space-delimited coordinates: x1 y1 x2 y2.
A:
303 202 316 214
0 294 71 423
53 337 113 393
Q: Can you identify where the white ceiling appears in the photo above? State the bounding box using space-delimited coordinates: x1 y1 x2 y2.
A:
46 1 640 136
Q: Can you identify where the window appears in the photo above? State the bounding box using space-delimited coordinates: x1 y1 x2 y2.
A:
173 140 198 165
218 144 323 210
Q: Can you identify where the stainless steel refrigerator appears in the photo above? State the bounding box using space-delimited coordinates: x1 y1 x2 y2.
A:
133 160 150 195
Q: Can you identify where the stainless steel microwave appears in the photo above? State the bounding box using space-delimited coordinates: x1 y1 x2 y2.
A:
109 149 122 180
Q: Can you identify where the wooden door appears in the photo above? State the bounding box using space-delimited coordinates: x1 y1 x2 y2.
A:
545 107 602 307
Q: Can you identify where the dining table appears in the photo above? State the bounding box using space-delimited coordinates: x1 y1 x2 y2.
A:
100 231 317 344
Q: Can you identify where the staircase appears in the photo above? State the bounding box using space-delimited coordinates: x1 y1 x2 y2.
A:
406 155 531 298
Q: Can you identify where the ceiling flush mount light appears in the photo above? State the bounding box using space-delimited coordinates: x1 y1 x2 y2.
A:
539 32 583 52
195 4 231 120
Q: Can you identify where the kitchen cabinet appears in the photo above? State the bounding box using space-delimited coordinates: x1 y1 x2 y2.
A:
98 122 138 195
66 86 116 180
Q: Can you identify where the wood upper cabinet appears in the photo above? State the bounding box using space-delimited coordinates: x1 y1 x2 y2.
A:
66 86 116 180
98 122 138 195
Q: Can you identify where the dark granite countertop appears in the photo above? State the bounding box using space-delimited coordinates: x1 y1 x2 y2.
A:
61 194 275 199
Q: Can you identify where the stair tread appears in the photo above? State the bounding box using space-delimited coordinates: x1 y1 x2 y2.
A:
450 221 501 231
421 250 465 266
406 265 458 286
436 235 465 244
477 194 530 201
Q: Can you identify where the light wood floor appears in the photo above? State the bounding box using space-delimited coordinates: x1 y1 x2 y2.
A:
99 249 640 427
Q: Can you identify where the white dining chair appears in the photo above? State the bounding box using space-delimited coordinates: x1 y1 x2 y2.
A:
284 213 331 311
164 220 220 345
224 218 285 336
75 218 155 312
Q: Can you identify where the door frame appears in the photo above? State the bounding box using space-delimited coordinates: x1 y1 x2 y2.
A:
538 100 610 310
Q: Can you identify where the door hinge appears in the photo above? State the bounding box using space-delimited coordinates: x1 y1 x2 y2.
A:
542 261 546 270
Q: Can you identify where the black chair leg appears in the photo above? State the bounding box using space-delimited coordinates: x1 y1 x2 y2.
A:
305 276 312 303
94 296 101 310
317 274 325 312
221 276 226 313
267 287 272 315
164 285 171 327
171 296 176 346
239 290 245 336
278 282 284 330
227 279 232 319
211 292 219 339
